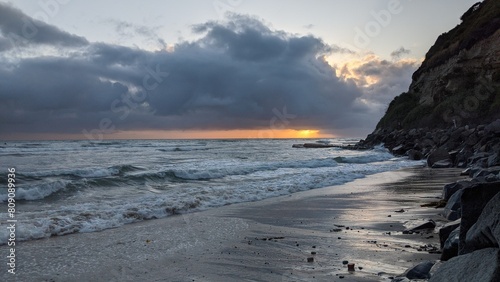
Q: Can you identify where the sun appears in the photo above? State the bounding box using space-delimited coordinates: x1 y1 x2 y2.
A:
297 130 319 138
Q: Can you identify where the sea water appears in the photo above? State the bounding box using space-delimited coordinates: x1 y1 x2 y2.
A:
0 139 422 244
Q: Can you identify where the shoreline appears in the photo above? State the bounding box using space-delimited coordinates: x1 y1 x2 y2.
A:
1 166 466 281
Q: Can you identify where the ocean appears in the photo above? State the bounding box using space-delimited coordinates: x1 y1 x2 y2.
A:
0 139 422 244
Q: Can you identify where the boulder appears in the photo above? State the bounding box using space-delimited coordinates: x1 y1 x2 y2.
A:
468 152 491 167
473 166 500 178
429 248 500 282
459 182 500 255
486 173 499 182
464 192 500 253
392 145 406 155
303 143 334 148
432 160 453 168
465 133 479 146
406 219 436 231
488 153 500 167
439 219 461 248
427 147 451 168
455 147 474 168
441 227 460 261
442 180 472 201
398 261 435 280
407 149 423 160
485 119 500 134
443 189 464 221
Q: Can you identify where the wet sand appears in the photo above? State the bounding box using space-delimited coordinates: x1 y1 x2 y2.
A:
1 166 466 281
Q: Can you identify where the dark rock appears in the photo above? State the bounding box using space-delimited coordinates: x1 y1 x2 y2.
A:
468 152 491 167
429 248 500 282
443 189 465 221
455 147 474 168
442 180 473 201
464 192 500 253
399 261 435 280
307 257 314 262
465 133 479 146
392 145 406 155
432 160 453 168
441 227 460 261
427 147 451 168
467 166 483 177
473 166 500 179
459 182 500 255
485 119 500 134
439 135 450 146
460 168 472 176
303 143 334 148
292 144 304 148
486 173 498 182
407 149 423 160
407 219 436 231
439 219 461 248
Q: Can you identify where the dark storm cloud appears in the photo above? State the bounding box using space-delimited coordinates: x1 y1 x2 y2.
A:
0 2 88 51
0 9 410 138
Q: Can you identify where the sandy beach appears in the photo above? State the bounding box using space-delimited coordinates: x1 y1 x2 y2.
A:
2 166 466 282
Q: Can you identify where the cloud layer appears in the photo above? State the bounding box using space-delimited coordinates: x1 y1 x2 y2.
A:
0 3 418 138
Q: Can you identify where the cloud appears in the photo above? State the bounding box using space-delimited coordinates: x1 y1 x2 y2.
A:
0 2 88 52
334 55 419 135
0 8 416 138
390 46 411 60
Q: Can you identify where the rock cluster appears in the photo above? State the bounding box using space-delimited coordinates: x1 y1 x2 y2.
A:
368 118 500 282
358 119 500 170
394 173 500 281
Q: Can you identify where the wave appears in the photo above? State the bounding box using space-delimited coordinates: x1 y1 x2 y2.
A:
18 164 144 179
0 180 71 201
333 154 393 164
80 141 125 147
169 158 340 180
0 196 203 244
0 157 423 245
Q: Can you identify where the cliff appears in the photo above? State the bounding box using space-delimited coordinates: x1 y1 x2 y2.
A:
356 0 500 168
377 0 500 130
357 2 500 280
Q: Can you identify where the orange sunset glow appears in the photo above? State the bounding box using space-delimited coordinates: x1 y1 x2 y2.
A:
107 129 331 140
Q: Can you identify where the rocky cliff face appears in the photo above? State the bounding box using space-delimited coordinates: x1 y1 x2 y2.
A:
376 0 500 131
357 0 500 169
357 2 500 280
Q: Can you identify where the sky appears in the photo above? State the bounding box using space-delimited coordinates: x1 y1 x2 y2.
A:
0 0 479 140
